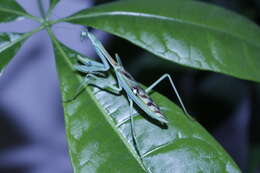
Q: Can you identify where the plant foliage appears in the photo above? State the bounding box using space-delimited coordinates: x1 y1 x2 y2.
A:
2 0 260 172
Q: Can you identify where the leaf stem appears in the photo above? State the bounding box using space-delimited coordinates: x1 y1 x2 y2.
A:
37 0 46 19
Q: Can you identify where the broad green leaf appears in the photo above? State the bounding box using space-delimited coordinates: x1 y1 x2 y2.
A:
50 35 145 173
0 0 41 72
65 0 260 83
0 26 43 72
50 31 241 172
0 0 36 22
0 32 28 70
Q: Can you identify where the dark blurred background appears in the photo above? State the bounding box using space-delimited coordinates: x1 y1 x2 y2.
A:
0 0 259 172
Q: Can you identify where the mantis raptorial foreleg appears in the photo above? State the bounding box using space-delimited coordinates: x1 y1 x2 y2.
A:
81 73 122 94
66 57 122 102
66 74 122 102
74 55 109 73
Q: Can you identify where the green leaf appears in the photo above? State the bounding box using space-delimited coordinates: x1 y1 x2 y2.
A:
50 31 241 173
50 35 145 173
49 0 60 13
0 0 42 72
0 0 36 22
65 0 260 83
0 0 42 70
0 26 44 73
0 32 27 70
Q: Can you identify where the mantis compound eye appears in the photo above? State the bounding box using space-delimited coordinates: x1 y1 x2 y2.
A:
80 31 87 41
132 86 139 95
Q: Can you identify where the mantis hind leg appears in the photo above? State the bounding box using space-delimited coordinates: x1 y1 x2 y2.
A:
145 74 193 120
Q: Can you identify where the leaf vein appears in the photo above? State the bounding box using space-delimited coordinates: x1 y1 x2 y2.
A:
66 11 260 48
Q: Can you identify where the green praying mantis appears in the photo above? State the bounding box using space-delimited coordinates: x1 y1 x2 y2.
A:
72 27 191 158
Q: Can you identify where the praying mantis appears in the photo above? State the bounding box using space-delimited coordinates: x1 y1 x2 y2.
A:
72 27 191 158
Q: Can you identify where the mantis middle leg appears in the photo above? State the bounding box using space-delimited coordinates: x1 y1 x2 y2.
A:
127 96 152 173
127 96 142 157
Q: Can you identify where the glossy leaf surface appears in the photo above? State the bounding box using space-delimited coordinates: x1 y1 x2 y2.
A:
65 0 260 82
0 0 32 23
50 31 241 172
51 36 145 173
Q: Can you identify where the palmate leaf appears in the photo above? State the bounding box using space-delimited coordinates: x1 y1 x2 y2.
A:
64 0 260 83
0 0 37 23
0 0 41 73
49 30 241 172
0 0 246 172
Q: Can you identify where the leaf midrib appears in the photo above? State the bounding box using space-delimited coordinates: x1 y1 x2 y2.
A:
0 26 44 54
0 7 37 21
65 11 260 49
